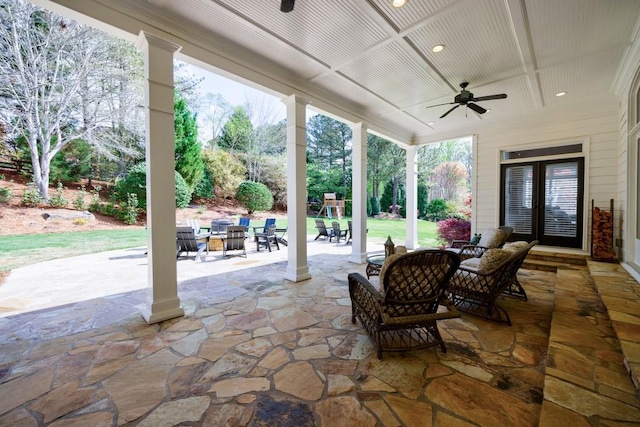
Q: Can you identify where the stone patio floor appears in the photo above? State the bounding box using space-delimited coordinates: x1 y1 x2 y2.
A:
0 243 639 426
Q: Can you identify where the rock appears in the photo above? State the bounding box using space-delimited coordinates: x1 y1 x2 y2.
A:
273 362 324 400
42 211 95 221
316 396 377 427
137 396 210 427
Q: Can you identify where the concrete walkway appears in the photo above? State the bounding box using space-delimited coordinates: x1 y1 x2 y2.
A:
0 237 382 317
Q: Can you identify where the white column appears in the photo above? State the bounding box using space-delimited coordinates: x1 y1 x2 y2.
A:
282 95 311 282
136 32 184 324
405 145 419 249
350 122 368 263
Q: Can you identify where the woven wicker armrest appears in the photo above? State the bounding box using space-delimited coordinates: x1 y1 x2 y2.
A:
458 244 490 260
450 240 471 249
348 272 383 303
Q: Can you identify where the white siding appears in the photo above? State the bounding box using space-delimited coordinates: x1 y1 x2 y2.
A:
617 94 629 261
472 100 619 251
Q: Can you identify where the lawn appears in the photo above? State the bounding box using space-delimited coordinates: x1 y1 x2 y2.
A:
0 217 440 271
0 229 148 271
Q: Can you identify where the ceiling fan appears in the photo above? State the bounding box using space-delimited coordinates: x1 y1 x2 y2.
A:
426 82 507 119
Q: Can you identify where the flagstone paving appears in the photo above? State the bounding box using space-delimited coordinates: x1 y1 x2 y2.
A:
0 251 639 425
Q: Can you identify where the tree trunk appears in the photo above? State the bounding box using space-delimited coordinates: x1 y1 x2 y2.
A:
392 176 398 214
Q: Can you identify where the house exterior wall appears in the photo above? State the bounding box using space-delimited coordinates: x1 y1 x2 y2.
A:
471 97 620 252
617 94 628 262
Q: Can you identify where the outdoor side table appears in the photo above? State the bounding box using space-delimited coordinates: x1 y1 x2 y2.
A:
365 255 386 279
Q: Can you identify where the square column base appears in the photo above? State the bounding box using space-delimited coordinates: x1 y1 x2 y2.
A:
141 296 184 324
284 266 312 282
349 252 368 264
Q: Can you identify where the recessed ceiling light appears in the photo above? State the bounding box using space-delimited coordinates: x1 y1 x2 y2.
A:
392 0 406 8
432 44 445 53
428 122 435 126
556 91 567 97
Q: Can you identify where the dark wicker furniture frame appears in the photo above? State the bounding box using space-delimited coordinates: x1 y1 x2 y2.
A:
348 250 461 359
447 241 537 325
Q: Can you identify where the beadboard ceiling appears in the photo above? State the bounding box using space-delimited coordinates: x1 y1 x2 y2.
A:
37 0 640 143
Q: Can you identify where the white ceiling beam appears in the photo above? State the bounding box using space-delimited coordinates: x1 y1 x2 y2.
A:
504 0 544 108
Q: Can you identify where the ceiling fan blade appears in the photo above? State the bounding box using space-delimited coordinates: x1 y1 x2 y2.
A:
471 94 507 102
467 102 487 115
440 104 460 119
426 101 456 109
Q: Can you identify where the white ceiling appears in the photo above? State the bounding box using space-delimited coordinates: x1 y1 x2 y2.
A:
38 0 640 143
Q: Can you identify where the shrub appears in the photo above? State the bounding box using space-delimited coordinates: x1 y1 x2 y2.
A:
370 196 380 216
48 182 68 208
88 187 102 213
417 182 428 218
120 193 138 225
73 186 87 210
235 181 273 214
73 217 87 226
174 173 191 209
436 217 471 245
21 183 42 207
203 149 246 200
0 187 13 205
366 196 372 216
101 202 118 217
426 199 448 221
193 168 214 199
113 163 191 210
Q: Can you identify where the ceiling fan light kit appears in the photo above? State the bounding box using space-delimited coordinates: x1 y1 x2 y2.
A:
280 0 295 13
426 82 507 119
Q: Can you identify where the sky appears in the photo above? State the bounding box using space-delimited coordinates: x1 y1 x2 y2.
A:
175 63 287 144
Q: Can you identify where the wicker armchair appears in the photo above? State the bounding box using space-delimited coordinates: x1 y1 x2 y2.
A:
447 241 537 325
348 250 461 359
449 226 513 261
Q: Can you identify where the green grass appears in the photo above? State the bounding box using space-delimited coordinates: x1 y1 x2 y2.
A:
0 229 148 271
260 216 441 247
0 217 440 272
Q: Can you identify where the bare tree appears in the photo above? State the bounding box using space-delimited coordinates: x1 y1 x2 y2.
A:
432 161 467 200
0 0 116 199
198 92 232 148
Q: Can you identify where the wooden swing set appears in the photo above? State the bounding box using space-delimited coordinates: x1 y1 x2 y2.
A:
317 193 348 220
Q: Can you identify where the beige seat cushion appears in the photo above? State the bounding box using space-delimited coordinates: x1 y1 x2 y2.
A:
502 241 529 253
460 257 482 271
477 248 511 273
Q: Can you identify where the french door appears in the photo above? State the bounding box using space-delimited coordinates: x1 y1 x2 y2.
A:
500 158 584 248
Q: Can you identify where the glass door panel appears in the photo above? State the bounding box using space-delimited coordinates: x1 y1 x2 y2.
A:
501 158 583 248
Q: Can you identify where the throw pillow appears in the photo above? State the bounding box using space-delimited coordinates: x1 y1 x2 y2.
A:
379 253 402 290
479 229 506 248
478 248 511 273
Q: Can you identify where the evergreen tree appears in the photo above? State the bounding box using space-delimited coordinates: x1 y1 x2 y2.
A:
174 96 203 191
217 106 253 153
